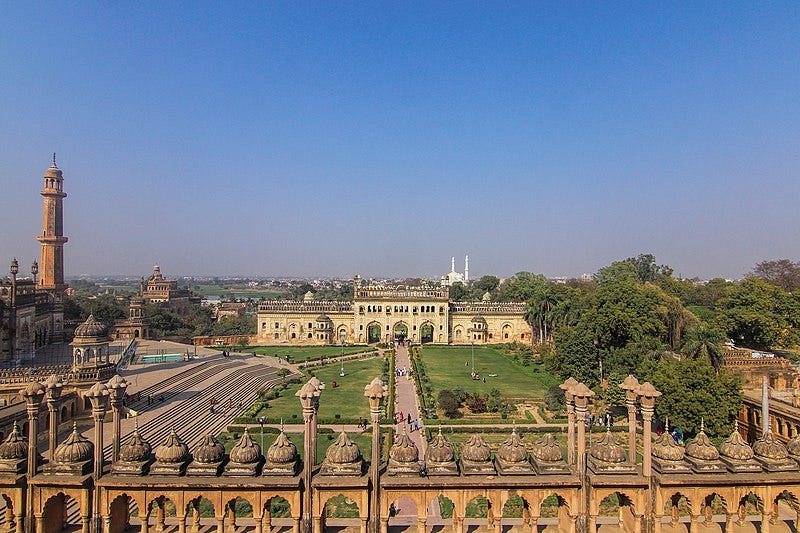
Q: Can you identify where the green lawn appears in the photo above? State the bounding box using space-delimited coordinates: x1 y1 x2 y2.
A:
251 345 373 363
418 345 559 399
254 357 387 422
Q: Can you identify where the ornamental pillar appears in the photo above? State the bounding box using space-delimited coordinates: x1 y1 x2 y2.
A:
560 378 579 465
296 380 321 533
43 375 63 463
571 382 594 474
87 381 110 533
620 375 640 466
20 382 45 533
107 375 129 462
365 378 388 533
636 382 661 477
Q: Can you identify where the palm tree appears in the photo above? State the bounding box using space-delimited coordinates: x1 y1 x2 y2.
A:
537 289 559 343
525 303 544 344
681 324 727 371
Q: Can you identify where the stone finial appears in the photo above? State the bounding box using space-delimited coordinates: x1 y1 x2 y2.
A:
532 433 564 463
559 377 579 401
720 421 754 461
86 381 110 412
325 431 362 465
389 430 419 464
685 426 720 461
295 381 319 410
268 431 298 464
461 434 491 463
54 423 94 464
636 382 662 408
364 377 388 411
107 375 129 400
43 375 63 400
19 382 46 404
230 428 261 465
192 434 225 464
570 382 595 408
0 422 27 460
119 427 152 463
590 429 627 464
426 428 455 463
154 429 189 464
620 375 640 402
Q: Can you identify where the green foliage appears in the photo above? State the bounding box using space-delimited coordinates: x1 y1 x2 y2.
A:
544 384 565 415
497 272 549 302
637 358 742 439
437 496 454 519
750 259 800 292
437 390 462 418
681 324 727 370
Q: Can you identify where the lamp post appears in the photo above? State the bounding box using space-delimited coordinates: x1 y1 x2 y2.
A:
296 379 321 533
471 342 475 374
258 416 266 451
340 340 345 377
560 377 579 465
364 377 388 533
9 259 18 363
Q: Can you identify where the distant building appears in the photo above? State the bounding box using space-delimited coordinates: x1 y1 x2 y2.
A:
140 264 199 309
215 302 247 322
256 275 529 345
440 255 469 286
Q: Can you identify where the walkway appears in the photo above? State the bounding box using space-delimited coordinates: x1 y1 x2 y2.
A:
392 344 426 453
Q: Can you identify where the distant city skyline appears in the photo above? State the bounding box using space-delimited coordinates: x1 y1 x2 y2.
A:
2 4 798 280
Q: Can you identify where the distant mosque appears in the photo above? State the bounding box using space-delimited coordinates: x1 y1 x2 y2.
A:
440 254 469 286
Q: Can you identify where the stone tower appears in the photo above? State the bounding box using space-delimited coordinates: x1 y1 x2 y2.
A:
37 154 68 293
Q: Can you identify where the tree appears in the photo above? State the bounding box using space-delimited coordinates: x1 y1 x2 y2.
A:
497 272 548 302
638 358 741 439
681 324 727 371
623 253 673 283
749 259 800 292
474 275 500 294
449 282 467 301
437 390 462 418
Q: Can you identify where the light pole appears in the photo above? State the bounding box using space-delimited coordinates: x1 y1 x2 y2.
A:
471 342 475 374
340 340 345 377
258 416 266 450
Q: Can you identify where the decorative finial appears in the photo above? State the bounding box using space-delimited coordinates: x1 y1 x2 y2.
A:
664 417 669 433
134 417 139 431
53 152 56 165
437 427 443 437
72 421 78 432
700 417 705 433
280 418 284 432
734 419 738 431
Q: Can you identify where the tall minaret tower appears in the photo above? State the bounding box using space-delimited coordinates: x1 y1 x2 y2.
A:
37 154 68 293
464 254 469 282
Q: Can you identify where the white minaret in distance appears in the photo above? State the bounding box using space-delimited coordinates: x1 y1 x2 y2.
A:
464 254 469 282
451 257 456 272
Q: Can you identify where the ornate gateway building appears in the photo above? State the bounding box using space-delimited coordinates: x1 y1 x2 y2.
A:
256 276 530 345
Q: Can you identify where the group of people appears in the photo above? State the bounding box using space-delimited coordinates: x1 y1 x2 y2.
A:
395 366 412 379
395 410 421 431
209 397 243 414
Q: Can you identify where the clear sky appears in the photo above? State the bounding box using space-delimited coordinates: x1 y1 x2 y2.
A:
1 3 798 280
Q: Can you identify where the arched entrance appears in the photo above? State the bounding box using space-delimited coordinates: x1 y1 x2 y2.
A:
420 323 434 344
367 323 382 344
393 322 408 342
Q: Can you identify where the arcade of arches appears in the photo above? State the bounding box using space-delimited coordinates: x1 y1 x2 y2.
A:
4 374 800 533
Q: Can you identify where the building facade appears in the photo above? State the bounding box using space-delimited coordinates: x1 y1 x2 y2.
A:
256 276 529 345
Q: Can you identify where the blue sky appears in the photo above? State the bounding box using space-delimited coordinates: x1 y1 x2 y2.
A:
1 3 798 279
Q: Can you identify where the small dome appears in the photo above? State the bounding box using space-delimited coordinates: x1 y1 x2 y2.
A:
230 428 261 464
192 434 225 464
0 422 27 460
54 424 94 463
268 431 298 464
685 429 719 461
753 430 789 460
481 291 492 302
325 432 361 464
74 314 108 338
787 434 800 456
303 290 314 302
497 429 528 463
155 429 189 464
389 431 419 463
20 381 46 399
652 429 685 461
44 161 62 179
461 434 491 462
531 433 563 462
119 427 152 462
316 314 330 322
720 424 754 461
590 429 627 463
471 316 486 323
425 429 455 463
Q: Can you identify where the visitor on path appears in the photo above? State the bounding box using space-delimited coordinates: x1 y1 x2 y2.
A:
228 398 233 409
407 413 411 424
413 419 419 431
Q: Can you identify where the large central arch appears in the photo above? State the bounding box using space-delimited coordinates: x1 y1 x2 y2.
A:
393 322 408 341
367 322 382 344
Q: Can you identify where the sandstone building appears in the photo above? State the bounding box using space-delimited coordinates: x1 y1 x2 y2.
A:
256 276 530 345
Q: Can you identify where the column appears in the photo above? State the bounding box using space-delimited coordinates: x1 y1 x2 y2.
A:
156 506 165 533
360 518 368 533
380 518 388 533
141 511 150 533
293 518 300 533
35 516 44 533
296 381 320 533
364 378 388 533
654 515 663 533
636 383 661 478
418 517 427 533
215 517 224 533
761 512 771 533
20 382 45 533
725 514 734 533
313 517 322 533
107 376 129 463
81 516 90 533
103 516 111 533
44 375 63 463
588 515 597 533
177 516 186 533
191 505 199 533
571 382 594 473
87 382 110 533
14 513 22 533
560 378 578 466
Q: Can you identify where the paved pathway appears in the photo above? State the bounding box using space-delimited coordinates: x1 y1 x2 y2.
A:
391 344 426 454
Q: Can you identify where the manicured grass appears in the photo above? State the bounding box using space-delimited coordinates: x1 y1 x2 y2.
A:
257 357 387 422
251 345 373 363
418 345 559 399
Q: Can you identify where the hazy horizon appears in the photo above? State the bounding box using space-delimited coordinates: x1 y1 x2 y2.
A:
2 4 798 280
